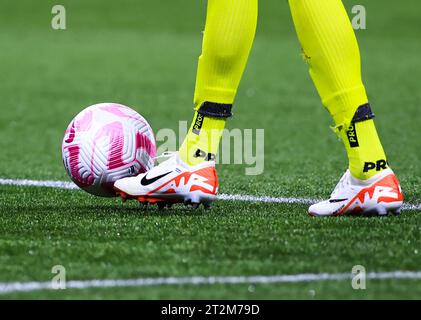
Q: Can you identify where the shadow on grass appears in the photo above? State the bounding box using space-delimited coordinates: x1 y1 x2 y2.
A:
0 202 214 217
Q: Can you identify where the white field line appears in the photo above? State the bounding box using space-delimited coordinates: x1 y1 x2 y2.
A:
1 271 421 294
0 178 420 210
0 180 420 294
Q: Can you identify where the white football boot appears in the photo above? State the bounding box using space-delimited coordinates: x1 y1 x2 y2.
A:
114 152 218 209
309 168 403 217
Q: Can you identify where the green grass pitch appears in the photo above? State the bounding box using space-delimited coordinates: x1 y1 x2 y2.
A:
0 0 420 299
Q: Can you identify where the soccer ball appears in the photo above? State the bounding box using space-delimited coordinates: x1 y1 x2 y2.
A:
62 103 156 197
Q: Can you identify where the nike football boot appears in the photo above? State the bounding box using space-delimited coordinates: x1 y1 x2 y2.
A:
114 152 218 209
309 168 403 217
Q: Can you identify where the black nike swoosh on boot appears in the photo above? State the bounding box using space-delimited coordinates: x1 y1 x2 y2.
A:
140 171 172 186
329 198 348 203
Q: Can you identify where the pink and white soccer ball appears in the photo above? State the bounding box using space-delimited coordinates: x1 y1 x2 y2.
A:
62 103 156 197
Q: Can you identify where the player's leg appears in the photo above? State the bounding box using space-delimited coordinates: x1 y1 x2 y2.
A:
179 0 258 165
114 0 258 207
288 0 403 216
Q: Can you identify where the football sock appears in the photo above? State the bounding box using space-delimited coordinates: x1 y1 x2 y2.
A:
288 0 388 180
179 0 258 166
341 118 388 180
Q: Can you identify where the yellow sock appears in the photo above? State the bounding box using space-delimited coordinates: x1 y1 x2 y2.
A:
340 119 388 179
289 0 387 179
179 0 258 166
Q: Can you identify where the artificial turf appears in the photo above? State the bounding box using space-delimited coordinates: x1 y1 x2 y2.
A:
0 0 420 299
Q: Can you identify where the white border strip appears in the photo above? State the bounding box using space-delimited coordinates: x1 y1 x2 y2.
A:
0 178 78 190
1 271 421 294
0 178 420 210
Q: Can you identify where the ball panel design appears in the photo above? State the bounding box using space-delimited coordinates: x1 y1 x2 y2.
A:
62 103 156 197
